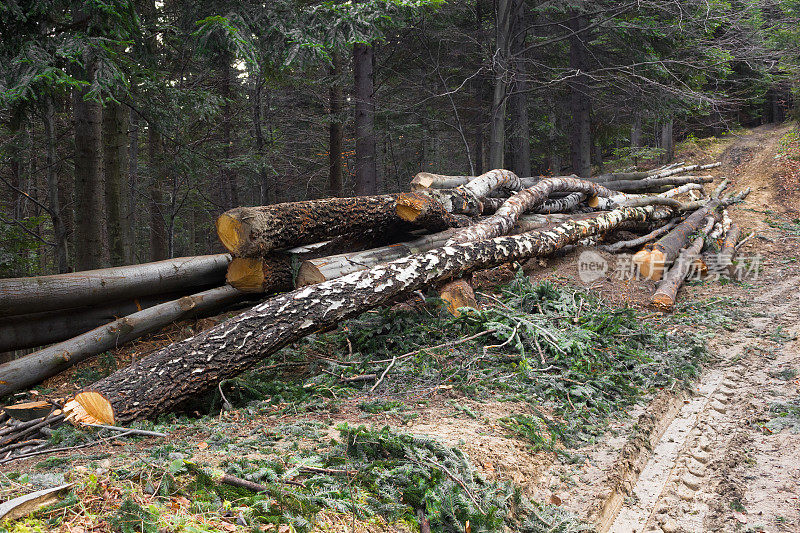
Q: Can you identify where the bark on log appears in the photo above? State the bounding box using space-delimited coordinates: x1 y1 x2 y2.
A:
601 175 714 193
447 176 615 245
226 257 295 294
411 172 539 191
598 218 680 253
535 192 586 213
651 217 715 310
0 286 243 397
594 162 721 183
398 169 522 219
295 230 456 286
634 202 722 281
0 255 230 317
217 196 457 257
0 291 216 353
717 222 741 277
64 206 660 425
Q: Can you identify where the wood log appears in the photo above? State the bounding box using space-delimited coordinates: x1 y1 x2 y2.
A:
411 172 539 191
651 217 715 310
217 196 457 257
63 205 660 425
0 291 218 353
0 255 231 317
600 175 714 193
535 192 586 213
598 218 680 253
226 256 294 294
594 162 721 183
0 286 243 397
634 202 722 281
447 176 615 245
398 169 523 220
295 230 455 286
717 222 741 277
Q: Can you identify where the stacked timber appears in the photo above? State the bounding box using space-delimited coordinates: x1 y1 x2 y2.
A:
0 158 751 432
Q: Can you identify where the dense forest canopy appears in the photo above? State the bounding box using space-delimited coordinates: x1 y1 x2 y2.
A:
0 0 797 276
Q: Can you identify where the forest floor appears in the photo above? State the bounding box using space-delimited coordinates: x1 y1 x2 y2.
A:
1 123 799 533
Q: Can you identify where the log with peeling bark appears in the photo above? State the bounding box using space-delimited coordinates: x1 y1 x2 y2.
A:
594 162 721 183
717 222 741 277
411 172 539 191
634 201 722 281
447 176 615 245
535 192 586 213
398 169 523 220
295 229 456 287
0 291 218 353
598 218 681 253
63 205 659 425
217 196 458 257
600 175 714 193
651 217 716 310
0 255 230 317
0 286 243 397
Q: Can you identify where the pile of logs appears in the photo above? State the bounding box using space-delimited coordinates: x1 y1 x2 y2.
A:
0 161 750 432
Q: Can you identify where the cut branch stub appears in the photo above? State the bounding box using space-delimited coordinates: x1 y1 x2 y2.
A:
64 205 658 425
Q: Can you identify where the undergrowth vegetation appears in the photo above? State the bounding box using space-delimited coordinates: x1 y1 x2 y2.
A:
2 273 709 533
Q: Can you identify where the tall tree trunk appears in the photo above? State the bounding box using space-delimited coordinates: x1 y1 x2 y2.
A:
507 0 530 177
147 126 167 261
329 52 344 197
103 101 129 266
72 61 109 270
353 43 377 195
569 10 592 178
473 125 485 175
220 57 238 210
660 118 674 163
252 79 274 205
489 0 512 170
127 113 139 264
631 112 642 148
43 97 69 273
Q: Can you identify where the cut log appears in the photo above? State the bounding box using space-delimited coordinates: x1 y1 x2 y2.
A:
217 196 457 257
0 255 230 317
0 286 243 397
447 176 615 245
411 172 539 191
398 169 523 220
0 291 219 353
634 202 722 281
717 222 741 277
594 162 721 183
3 401 53 422
651 217 715 310
295 230 456 287
535 192 586 213
601 175 714 193
226 256 294 294
63 205 660 425
598 218 680 253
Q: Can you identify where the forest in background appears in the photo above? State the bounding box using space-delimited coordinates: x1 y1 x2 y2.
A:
0 0 797 277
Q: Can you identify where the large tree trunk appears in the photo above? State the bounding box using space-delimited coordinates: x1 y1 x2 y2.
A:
569 10 592 178
127 112 139 264
296 229 456 286
73 62 109 270
660 118 674 163
64 205 658 425
0 286 243 398
220 57 239 210
252 79 274 206
0 291 220 353
631 113 642 148
147 126 168 261
447 176 614 244
103 101 129 266
650 217 715 309
353 43 377 195
0 254 230 317
507 0 530 178
488 0 513 169
634 201 722 281
216 195 457 257
329 52 344 197
43 96 69 273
